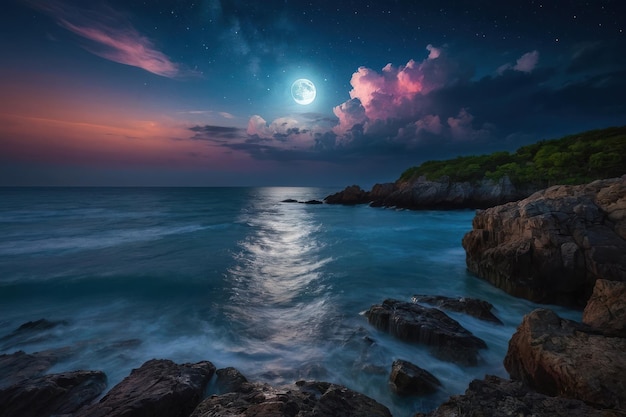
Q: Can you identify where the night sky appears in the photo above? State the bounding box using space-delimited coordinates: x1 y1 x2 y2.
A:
2 0 625 186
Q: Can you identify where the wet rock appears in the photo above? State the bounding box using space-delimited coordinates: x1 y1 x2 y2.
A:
281 199 299 203
302 199 323 205
0 349 68 389
76 359 216 417
582 279 626 336
462 177 626 307
415 375 609 417
215 367 250 394
191 377 392 417
504 308 626 410
0 370 106 417
0 319 69 350
365 299 487 366
388 359 440 396
412 294 503 324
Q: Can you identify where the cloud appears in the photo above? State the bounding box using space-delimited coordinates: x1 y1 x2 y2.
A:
497 50 540 74
189 43 624 168
189 125 245 141
25 0 185 78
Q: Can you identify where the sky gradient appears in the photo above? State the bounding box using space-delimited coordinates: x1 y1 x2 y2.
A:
2 0 625 186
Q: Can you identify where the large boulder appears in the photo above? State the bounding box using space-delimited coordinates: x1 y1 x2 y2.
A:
365 299 487 366
0 370 107 417
462 177 626 307
388 359 441 396
411 294 502 324
582 279 626 336
504 308 626 410
191 378 392 417
76 359 216 417
415 375 609 417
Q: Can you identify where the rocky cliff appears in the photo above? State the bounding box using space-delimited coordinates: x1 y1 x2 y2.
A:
462 176 626 307
325 175 536 209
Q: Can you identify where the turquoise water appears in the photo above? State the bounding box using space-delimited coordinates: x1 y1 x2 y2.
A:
0 187 579 416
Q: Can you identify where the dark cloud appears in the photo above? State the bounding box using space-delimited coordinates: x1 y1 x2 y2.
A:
193 44 625 166
189 125 246 141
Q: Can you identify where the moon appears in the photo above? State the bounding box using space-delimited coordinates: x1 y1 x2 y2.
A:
291 79 316 105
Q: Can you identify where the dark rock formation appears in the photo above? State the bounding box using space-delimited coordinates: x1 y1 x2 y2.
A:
302 199 323 205
76 359 216 417
582 279 626 336
191 378 392 417
412 294 503 324
462 177 626 307
0 349 70 389
504 308 626 410
0 370 106 417
388 359 440 396
324 185 371 205
365 299 487 366
415 375 609 417
215 367 250 393
326 176 534 209
281 199 299 203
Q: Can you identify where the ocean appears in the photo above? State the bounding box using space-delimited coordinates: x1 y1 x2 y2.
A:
0 187 579 416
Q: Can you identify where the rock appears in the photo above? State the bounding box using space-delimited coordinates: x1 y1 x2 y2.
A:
504 308 626 410
302 199 323 205
415 375 609 417
281 199 299 203
324 185 370 205
215 367 250 393
0 370 107 417
191 377 392 417
365 299 487 366
0 349 69 389
1 319 69 350
462 177 626 307
411 294 503 324
388 359 440 396
76 359 216 417
583 279 626 336
326 176 534 210
14 318 68 332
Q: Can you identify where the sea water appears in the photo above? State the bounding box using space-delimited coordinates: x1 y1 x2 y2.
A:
0 187 580 416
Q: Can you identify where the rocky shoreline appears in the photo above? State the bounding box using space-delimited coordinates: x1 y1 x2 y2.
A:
2 176 625 416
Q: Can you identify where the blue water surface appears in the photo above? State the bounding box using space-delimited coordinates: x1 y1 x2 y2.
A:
0 187 579 416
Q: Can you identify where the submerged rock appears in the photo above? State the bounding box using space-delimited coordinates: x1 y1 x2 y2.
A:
0 370 106 417
388 359 441 396
415 375 609 417
412 294 503 324
504 308 626 410
365 299 487 366
76 359 216 417
191 377 392 417
462 177 626 307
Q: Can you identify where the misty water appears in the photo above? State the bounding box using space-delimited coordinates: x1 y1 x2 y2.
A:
0 187 580 416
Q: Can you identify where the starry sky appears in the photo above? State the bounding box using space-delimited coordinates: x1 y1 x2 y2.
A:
1 0 625 186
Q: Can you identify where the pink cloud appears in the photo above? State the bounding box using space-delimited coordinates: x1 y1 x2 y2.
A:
334 44 459 127
498 50 540 74
514 50 540 72
26 0 183 78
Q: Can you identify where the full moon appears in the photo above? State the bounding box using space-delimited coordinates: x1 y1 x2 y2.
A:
291 79 316 105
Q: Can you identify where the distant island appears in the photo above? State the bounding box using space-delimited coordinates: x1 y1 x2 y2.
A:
325 125 626 209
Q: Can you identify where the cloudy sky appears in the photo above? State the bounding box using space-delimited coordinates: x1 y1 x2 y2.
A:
2 0 625 186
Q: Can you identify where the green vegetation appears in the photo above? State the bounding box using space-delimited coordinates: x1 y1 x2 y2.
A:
398 126 626 187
